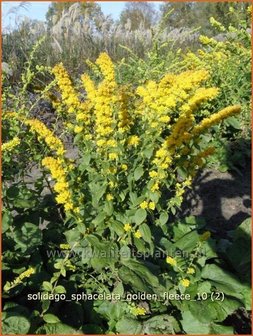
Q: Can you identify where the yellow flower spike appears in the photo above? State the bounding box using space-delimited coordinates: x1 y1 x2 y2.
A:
166 256 177 267
81 73 97 102
24 118 65 156
134 230 142 239
193 105 241 136
52 63 80 113
96 52 115 82
124 223 132 232
42 157 74 213
4 267 36 292
2 137 20 152
180 278 190 287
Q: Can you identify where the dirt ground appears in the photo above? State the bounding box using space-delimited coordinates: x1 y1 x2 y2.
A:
178 163 251 233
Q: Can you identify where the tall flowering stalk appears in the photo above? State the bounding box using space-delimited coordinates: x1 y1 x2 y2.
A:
48 53 241 223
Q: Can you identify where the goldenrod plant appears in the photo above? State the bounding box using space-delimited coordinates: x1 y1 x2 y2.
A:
2 50 250 334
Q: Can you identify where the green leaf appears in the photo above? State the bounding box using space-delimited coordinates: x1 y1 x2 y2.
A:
174 230 199 252
92 212 106 227
116 317 142 334
226 116 241 129
134 208 147 225
54 285 66 294
173 223 192 240
181 310 233 334
143 146 153 158
197 281 212 294
2 315 30 334
129 192 138 204
234 217 251 239
89 182 107 208
13 222 42 252
36 322 82 334
2 211 12 233
210 324 234 334
181 310 210 334
80 153 91 169
139 223 152 243
121 259 160 289
94 300 127 321
143 314 180 334
113 282 124 296
42 281 53 292
159 212 168 226
201 264 249 300
14 198 36 209
65 228 81 245
134 166 144 181
43 313 61 324
110 221 125 236
118 266 150 292
104 200 114 216
134 237 146 253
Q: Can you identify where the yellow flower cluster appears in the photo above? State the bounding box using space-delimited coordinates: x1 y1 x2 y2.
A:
199 35 216 45
180 278 190 288
52 63 80 113
2 112 65 156
130 306 146 316
136 70 209 135
25 119 65 156
166 256 177 267
4 267 35 292
96 52 115 83
140 201 155 210
210 17 226 32
82 53 119 155
187 267 195 275
181 87 219 114
173 177 192 204
42 156 74 212
128 135 140 147
136 69 221 196
193 105 241 135
134 230 142 239
2 137 20 152
117 86 132 134
106 193 114 201
60 243 71 250
52 63 91 137
124 223 131 232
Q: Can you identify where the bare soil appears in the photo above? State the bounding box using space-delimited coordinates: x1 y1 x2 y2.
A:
178 163 251 233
